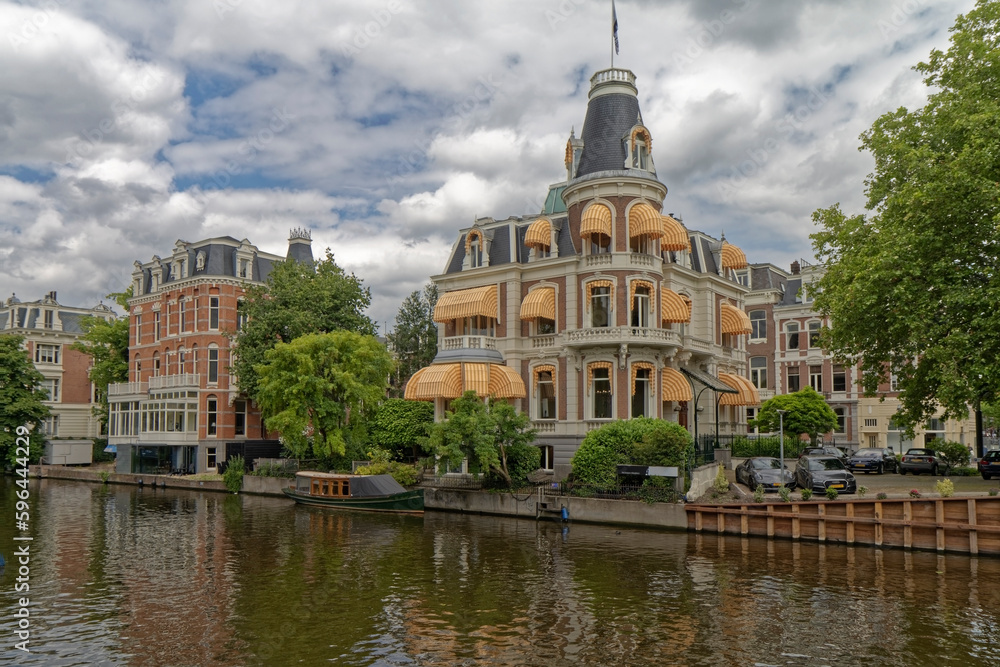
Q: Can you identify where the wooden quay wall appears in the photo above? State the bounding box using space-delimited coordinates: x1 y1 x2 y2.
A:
687 497 1000 556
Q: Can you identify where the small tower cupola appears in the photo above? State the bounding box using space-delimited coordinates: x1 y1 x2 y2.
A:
287 227 314 264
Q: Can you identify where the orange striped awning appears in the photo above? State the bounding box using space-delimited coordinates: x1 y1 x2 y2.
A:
533 364 556 392
585 280 614 306
718 372 760 406
661 289 691 323
586 361 613 394
720 302 752 335
628 202 664 239
721 241 748 270
524 218 551 249
580 203 612 238
520 286 556 321
661 215 690 252
404 364 464 400
629 279 654 304
404 362 525 400
465 228 484 254
631 362 655 395
661 367 693 402
433 285 497 323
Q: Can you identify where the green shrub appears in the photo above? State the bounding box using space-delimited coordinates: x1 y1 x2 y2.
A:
800 489 813 501
935 478 955 498
713 463 729 494
92 438 114 463
99 470 111 484
990 488 999 497
948 466 978 477
483 441 540 489
825 487 839 500
753 484 765 503
935 441 971 470
778 487 791 503
857 485 868 498
876 492 888 500
638 476 677 504
571 418 688 487
354 447 421 487
730 434 801 459
250 461 297 478
223 455 245 494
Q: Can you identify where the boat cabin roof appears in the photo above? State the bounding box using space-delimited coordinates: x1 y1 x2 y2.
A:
294 472 408 496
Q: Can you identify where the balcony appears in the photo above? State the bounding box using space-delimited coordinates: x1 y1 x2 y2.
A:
441 335 497 351
585 254 613 268
532 422 556 433
108 381 148 398
565 326 681 349
531 335 557 349
149 374 200 390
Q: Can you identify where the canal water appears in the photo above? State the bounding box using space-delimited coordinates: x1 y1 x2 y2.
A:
1 477 998 666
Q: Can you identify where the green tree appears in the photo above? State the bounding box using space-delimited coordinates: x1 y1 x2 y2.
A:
71 289 130 428
811 1 1000 437
231 249 376 401
0 335 51 465
570 418 691 487
750 387 838 445
426 391 538 488
255 331 394 460
387 284 438 397
368 398 434 459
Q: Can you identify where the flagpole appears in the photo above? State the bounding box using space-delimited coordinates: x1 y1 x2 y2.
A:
611 0 615 68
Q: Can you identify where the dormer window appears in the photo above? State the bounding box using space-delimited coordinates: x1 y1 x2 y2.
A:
632 140 649 170
626 126 653 172
470 237 483 268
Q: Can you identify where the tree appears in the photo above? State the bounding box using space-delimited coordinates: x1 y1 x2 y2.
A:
426 391 538 488
71 289 130 428
570 418 692 487
387 284 438 397
811 1 1000 440
231 249 377 401
255 331 394 460
0 335 51 465
750 387 838 445
368 398 435 460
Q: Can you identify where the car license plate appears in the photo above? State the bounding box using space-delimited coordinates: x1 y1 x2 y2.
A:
772 483 780 487
831 484 844 489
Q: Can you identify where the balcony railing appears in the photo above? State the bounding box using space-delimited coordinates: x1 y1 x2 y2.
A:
585 254 613 268
149 373 200 390
441 335 497 351
108 381 148 397
566 326 680 347
629 253 654 267
532 422 556 433
531 335 557 348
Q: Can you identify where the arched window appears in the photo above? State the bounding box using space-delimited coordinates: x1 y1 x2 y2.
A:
152 351 160 377
786 322 800 350
534 366 556 420
588 362 614 420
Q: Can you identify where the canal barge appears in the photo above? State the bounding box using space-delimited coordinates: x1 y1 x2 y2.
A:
284 471 424 514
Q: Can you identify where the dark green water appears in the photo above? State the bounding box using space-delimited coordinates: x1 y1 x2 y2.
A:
1 477 998 666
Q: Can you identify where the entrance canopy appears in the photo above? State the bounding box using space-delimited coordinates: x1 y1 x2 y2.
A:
405 362 525 401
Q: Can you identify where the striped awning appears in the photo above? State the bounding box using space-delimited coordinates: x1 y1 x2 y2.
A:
628 202 664 239
586 361 613 394
631 362 655 395
533 364 556 392
404 362 526 400
580 203 613 238
721 241 748 270
720 302 752 335
661 214 690 252
585 280 614 306
520 286 556 321
718 372 760 406
525 218 551 249
465 228 484 254
629 279 653 303
661 367 693 402
661 289 691 323
433 285 497 323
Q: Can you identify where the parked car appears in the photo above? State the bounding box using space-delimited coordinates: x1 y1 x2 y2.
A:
898 448 946 476
735 457 795 491
794 455 857 494
800 446 849 464
847 447 897 475
978 450 1000 480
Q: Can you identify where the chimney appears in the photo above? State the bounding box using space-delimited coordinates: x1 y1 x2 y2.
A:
790 261 800 275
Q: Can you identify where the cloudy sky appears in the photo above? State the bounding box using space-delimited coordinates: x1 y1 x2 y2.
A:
0 0 977 329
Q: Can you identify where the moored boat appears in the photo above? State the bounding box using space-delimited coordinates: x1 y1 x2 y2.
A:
283 471 424 514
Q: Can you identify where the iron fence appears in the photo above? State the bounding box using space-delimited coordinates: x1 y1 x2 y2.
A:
546 481 680 504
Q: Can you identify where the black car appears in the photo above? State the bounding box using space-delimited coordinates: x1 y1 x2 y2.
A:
979 450 1000 480
898 448 946 476
735 457 795 492
794 455 857 494
800 446 849 464
847 447 897 475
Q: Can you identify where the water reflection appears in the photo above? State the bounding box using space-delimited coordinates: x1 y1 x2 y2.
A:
1 478 999 666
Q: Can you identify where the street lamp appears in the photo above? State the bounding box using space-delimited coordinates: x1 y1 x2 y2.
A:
777 409 788 488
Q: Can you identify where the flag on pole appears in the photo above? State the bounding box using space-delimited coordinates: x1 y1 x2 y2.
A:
612 0 620 54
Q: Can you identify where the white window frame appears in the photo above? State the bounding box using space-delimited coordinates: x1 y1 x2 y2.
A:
590 366 614 420
749 310 766 340
750 356 767 389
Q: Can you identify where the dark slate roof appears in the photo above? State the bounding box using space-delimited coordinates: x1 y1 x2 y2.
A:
556 218 577 257
576 92 640 177
257 256 276 281
447 237 466 274
780 278 803 305
60 313 86 334
514 224 528 264
286 241 313 264
488 226 510 266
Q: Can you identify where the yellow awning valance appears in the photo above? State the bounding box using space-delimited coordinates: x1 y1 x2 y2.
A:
720 302 752 335
661 367 693 402
629 279 654 304
533 364 556 392
433 285 497 323
465 228 484 254
404 362 526 401
661 289 691 323
718 372 760 406
661 215 690 252
631 362 654 395
580 203 612 238
585 280 614 308
628 202 664 239
586 361 613 394
525 218 551 249
721 241 748 270
520 286 556 321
